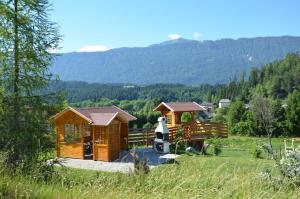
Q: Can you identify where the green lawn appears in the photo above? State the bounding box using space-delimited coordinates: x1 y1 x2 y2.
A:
1 137 300 199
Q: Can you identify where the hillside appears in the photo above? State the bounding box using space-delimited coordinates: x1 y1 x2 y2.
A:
51 36 300 85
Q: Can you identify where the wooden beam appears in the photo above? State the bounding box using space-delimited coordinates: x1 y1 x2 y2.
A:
92 126 95 160
81 124 84 159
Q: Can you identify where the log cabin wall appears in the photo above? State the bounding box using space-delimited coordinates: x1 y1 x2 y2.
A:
55 109 130 162
120 123 129 150
55 110 89 159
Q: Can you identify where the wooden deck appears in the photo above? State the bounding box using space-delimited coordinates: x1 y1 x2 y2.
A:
128 121 228 146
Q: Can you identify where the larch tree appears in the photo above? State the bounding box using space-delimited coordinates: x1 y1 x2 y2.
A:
0 0 61 169
251 93 275 155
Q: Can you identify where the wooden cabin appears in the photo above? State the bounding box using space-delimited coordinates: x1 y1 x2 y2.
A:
153 102 206 127
51 106 136 161
153 102 227 149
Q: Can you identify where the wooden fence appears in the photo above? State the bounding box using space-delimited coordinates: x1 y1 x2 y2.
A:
128 121 228 146
184 121 228 139
128 128 155 146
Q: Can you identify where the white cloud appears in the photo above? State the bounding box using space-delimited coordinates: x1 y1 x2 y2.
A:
77 45 110 52
194 32 203 40
168 34 181 40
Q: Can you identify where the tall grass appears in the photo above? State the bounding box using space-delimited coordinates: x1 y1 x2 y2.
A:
1 137 300 199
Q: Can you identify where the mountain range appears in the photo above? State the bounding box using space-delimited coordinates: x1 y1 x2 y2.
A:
51 36 300 85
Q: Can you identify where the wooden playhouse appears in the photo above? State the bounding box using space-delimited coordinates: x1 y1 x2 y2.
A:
152 102 228 143
51 106 136 161
153 101 206 127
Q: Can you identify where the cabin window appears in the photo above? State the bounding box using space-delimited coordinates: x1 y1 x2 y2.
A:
84 125 91 137
64 124 81 143
95 127 107 144
166 114 172 124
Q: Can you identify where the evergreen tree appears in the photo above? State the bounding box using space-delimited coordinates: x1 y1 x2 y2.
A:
227 100 246 133
0 0 61 169
285 90 300 136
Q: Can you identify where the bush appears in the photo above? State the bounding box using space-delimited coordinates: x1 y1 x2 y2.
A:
208 138 222 156
261 145 300 188
181 112 193 123
143 122 153 129
251 144 263 159
213 142 222 156
170 127 186 154
277 147 300 185
231 121 253 136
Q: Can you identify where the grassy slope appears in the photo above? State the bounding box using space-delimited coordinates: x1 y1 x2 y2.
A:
1 137 300 199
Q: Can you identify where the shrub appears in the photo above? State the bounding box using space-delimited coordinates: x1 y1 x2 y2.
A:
208 137 222 156
181 112 193 123
251 144 263 159
231 121 253 136
261 145 300 188
130 149 150 175
143 122 153 129
277 147 300 185
213 142 222 156
170 127 186 154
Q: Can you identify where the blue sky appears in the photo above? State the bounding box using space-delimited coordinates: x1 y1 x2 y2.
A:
50 0 300 53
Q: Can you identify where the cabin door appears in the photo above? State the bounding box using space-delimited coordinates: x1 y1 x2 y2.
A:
109 124 121 161
93 126 109 161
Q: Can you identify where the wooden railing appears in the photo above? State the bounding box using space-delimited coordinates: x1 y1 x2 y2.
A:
127 121 228 146
128 128 155 146
184 121 228 139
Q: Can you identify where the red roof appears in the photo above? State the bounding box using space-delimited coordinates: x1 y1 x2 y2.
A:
153 102 206 112
74 106 136 122
51 106 136 126
90 113 119 126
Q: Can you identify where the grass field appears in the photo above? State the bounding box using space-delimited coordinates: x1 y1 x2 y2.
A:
1 136 300 199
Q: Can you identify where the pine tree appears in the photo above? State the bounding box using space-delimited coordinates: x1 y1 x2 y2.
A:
0 0 61 169
285 90 300 136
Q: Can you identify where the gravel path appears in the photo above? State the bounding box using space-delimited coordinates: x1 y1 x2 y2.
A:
55 147 179 173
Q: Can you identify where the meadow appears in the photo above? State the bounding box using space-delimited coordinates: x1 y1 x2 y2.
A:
1 136 300 199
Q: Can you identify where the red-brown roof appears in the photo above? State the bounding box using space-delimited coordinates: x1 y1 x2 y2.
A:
73 106 136 122
153 102 206 112
90 113 119 126
51 106 136 125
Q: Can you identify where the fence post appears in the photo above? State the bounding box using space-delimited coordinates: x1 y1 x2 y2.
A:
146 130 149 147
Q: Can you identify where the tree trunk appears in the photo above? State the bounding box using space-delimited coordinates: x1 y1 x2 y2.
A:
13 0 20 133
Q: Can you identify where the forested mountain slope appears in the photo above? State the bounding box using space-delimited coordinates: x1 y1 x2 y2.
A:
51 36 300 85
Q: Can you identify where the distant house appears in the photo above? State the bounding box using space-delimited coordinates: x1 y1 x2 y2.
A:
218 99 231 108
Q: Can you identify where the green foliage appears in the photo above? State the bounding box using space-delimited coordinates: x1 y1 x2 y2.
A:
278 147 300 185
0 136 299 198
251 144 263 159
170 127 186 154
231 121 253 136
142 122 153 129
211 107 228 123
227 100 247 133
285 90 300 136
0 0 63 171
208 137 223 156
181 112 193 123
